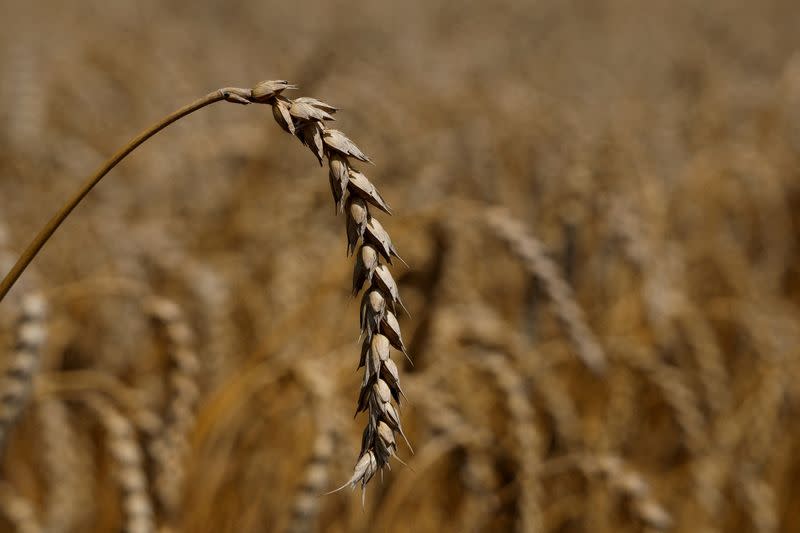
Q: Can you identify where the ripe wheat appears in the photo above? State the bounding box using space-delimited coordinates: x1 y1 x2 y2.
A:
0 79 408 496
250 80 410 493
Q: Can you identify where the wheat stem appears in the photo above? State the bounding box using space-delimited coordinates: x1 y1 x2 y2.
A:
0 87 256 302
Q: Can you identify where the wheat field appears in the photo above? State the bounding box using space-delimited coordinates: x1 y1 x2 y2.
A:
1 1 799 532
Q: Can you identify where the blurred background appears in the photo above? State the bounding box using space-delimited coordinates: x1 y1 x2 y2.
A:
1 0 799 531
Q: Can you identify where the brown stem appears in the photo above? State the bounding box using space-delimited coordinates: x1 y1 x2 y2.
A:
0 87 252 302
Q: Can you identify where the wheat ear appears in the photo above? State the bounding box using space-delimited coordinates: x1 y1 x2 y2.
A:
0 292 47 450
485 207 606 374
145 297 200 521
86 394 155 533
255 81 409 492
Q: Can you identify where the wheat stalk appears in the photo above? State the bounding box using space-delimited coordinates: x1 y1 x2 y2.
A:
0 83 272 300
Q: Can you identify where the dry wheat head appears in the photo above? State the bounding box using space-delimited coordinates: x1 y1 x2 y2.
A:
247 80 410 494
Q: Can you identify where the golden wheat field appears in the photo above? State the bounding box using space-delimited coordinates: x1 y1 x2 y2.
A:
1 0 800 532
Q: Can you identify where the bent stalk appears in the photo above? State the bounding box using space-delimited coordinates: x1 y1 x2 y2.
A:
0 86 254 302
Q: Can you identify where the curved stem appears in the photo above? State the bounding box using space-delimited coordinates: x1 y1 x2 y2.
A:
0 87 248 302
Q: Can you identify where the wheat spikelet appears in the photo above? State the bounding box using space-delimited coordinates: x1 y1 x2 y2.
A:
485 207 607 374
250 80 409 492
0 482 42 533
145 297 199 520
0 292 47 450
86 394 154 533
